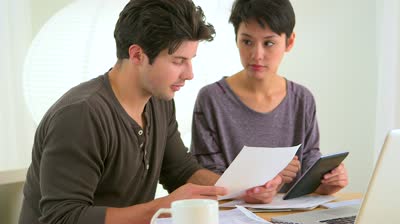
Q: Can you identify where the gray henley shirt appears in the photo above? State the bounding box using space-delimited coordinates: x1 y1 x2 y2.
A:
19 72 201 224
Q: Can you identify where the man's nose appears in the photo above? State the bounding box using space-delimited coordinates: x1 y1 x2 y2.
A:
182 62 194 80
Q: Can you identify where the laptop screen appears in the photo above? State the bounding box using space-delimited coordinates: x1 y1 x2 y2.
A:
355 129 400 223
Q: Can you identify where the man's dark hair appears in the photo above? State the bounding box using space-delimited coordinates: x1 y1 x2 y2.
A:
229 0 295 41
114 0 215 64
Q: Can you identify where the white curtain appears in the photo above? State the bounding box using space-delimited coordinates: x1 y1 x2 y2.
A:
0 0 35 171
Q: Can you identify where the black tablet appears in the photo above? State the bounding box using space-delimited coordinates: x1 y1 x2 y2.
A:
283 151 349 200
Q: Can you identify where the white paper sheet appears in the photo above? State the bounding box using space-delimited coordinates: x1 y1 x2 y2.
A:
155 206 271 224
219 194 336 210
216 145 300 200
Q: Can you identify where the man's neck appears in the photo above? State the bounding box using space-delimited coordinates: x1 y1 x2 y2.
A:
108 62 150 127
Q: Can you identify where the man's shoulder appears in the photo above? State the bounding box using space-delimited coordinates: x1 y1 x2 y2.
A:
65 75 107 104
43 75 108 121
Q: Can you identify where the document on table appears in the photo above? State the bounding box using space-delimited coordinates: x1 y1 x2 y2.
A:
154 206 271 224
220 194 336 211
320 198 362 208
216 145 300 200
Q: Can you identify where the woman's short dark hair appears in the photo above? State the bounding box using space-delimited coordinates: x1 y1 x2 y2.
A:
114 0 215 64
229 0 295 40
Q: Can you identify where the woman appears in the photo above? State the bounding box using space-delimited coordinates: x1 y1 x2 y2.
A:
191 0 348 195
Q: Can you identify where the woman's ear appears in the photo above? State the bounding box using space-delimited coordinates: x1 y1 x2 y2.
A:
286 32 296 52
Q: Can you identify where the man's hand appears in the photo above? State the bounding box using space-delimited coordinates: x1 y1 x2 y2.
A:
242 175 282 204
316 163 348 195
279 156 301 184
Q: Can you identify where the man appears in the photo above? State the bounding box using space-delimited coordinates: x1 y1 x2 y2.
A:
19 0 282 223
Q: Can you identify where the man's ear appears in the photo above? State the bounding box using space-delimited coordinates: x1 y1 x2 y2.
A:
128 44 145 64
286 32 296 52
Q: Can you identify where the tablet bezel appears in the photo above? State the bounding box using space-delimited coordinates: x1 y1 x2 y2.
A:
283 151 349 200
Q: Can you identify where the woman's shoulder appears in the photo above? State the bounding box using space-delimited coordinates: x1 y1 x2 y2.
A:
286 79 316 101
198 77 230 98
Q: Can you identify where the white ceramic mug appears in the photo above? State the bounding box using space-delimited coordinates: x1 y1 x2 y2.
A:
150 199 219 224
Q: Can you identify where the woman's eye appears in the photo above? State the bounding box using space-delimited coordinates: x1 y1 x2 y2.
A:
265 41 274 47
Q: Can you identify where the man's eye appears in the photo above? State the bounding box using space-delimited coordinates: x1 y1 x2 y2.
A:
173 60 184 65
242 39 252 46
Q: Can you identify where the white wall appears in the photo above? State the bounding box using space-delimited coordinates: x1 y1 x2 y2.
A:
375 0 400 159
287 0 378 192
1 0 399 223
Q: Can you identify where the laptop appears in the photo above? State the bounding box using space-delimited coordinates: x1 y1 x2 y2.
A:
272 129 400 224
